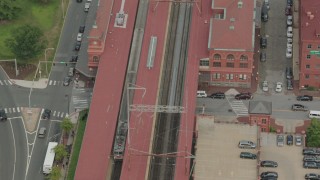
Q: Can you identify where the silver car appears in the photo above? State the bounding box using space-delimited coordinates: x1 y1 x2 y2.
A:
295 135 302 146
262 81 269 92
277 135 284 147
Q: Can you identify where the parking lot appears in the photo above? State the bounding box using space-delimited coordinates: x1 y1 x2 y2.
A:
260 133 318 180
194 118 258 180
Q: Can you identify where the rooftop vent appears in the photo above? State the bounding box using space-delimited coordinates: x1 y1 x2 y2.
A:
230 18 235 22
306 22 309 27
307 11 312 16
309 15 314 20
238 1 243 8
229 25 235 30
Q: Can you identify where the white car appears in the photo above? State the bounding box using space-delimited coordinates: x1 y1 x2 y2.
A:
286 47 292 58
275 82 283 93
287 26 293 37
287 15 293 26
262 81 269 92
287 38 293 48
77 33 83 41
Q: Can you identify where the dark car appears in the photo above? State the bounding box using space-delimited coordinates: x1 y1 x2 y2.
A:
285 6 292 16
79 26 85 33
260 52 267 62
304 156 320 163
287 135 293 145
305 173 320 180
287 0 293 6
297 95 313 101
70 55 78 62
235 93 252 100
261 37 267 48
304 162 320 169
76 0 82 2
292 104 308 111
209 92 225 99
287 79 293 90
260 171 278 178
240 152 257 159
303 149 320 156
261 160 278 167
286 67 293 79
42 109 51 119
0 109 7 121
75 42 81 51
63 77 72 86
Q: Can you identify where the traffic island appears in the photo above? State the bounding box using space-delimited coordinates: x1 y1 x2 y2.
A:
20 107 41 132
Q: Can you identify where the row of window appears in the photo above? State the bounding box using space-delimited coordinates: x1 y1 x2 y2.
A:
200 61 249 68
213 54 248 61
306 44 320 49
305 64 320 69
212 73 248 80
304 74 320 79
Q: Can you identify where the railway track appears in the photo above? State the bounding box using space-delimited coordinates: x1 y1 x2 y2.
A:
149 2 192 180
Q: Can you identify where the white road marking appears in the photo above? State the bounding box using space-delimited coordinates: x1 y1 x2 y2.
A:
0 80 3 85
4 108 7 113
13 108 16 113
53 81 57 86
8 80 12 85
4 80 8 85
60 112 64 118
53 111 56 116
57 112 60 117
49 80 53 85
17 107 20 113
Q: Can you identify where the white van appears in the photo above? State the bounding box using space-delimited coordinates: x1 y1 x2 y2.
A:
68 67 74 77
238 140 256 149
309 110 320 119
287 26 293 37
197 91 207 98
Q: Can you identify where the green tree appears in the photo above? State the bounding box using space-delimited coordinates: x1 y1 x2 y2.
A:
5 25 47 60
54 144 68 162
306 118 320 147
46 166 61 180
60 117 74 135
0 0 21 21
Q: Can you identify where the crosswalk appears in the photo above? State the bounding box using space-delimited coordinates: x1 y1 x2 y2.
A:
72 88 92 109
0 80 13 86
229 100 249 116
3 107 21 113
48 80 65 86
2 107 68 119
51 110 69 118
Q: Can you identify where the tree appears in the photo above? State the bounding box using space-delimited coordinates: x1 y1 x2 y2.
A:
0 0 21 21
46 166 61 180
5 25 47 60
60 117 74 135
306 118 320 147
54 144 68 162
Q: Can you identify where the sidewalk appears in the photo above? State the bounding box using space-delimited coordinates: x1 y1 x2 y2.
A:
10 78 86 89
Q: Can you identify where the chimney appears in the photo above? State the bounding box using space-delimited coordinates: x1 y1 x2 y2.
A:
307 11 312 16
310 15 314 20
238 0 243 8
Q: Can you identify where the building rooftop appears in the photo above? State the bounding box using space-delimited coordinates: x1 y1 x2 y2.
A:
300 0 320 41
249 101 272 115
209 0 255 51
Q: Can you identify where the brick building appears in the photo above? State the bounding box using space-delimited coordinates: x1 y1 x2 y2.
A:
248 101 272 132
299 0 320 89
199 0 257 88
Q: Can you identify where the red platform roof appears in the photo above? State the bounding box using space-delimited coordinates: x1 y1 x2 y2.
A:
74 0 138 179
119 2 170 180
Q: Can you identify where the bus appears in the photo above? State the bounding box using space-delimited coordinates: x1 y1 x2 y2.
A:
43 142 58 174
309 110 320 119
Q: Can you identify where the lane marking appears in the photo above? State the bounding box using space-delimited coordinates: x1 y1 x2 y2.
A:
0 80 3 85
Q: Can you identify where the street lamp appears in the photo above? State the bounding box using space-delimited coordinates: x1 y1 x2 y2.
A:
45 48 54 77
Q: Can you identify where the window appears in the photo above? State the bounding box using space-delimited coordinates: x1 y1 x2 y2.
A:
226 74 234 80
93 56 100 62
318 45 320 49
240 55 248 61
262 119 267 124
307 55 311 59
200 59 209 66
239 63 248 68
261 128 266 132
306 65 310 69
226 62 234 68
212 73 221 79
227 54 235 61
239 74 247 80
213 62 221 67
307 44 312 49
305 74 310 79
213 54 221 60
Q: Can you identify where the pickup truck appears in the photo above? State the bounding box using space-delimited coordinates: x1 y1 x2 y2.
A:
84 3 90 12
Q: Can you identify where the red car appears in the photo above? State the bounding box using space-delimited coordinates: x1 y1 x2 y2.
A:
235 93 253 100
285 6 292 16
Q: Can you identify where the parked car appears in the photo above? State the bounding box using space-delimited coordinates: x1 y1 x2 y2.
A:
84 2 90 12
261 160 278 167
264 0 270 10
260 52 267 62
0 109 7 121
292 104 308 111
296 135 302 146
42 109 51 119
287 38 293 48
286 47 292 58
63 77 72 86
304 162 320 169
38 127 46 138
240 152 257 159
305 173 320 180
287 134 293 145
75 41 81 51
77 0 82 2
287 79 293 90
209 92 225 99
303 149 320 156
235 93 253 100
297 95 313 101
286 67 293 79
287 0 293 6
238 140 256 149
275 82 283 93
79 25 85 33
260 171 278 178
277 135 284 147
287 15 293 26
77 33 83 42
261 36 267 48
197 91 207 98
285 6 292 16
70 55 78 62
262 81 269 92
287 26 293 37
304 156 320 163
